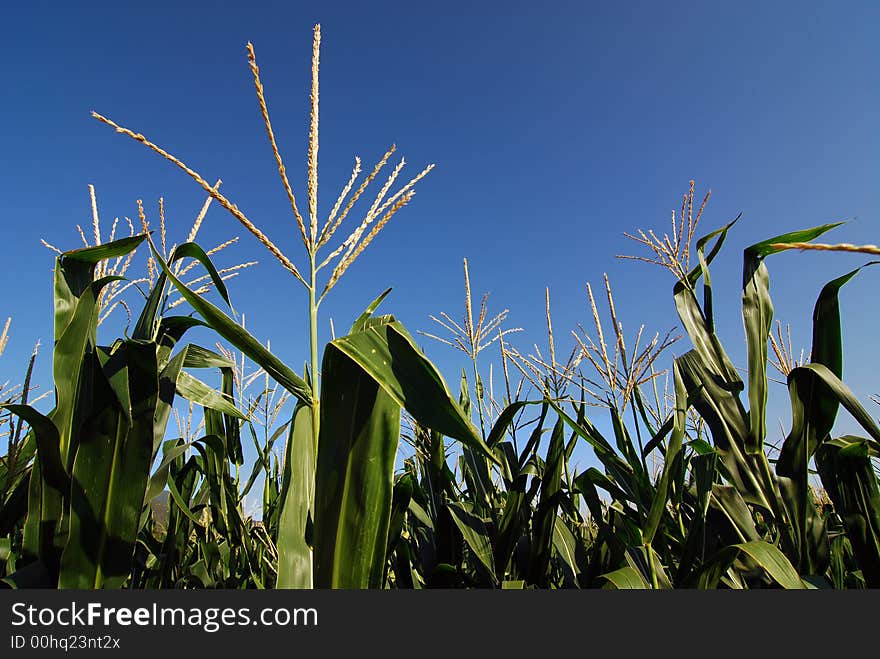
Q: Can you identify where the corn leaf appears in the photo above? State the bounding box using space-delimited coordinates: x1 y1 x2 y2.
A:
330 319 495 463
600 566 649 589
147 236 312 405
276 402 315 588
741 223 842 454
691 540 805 589
313 342 400 588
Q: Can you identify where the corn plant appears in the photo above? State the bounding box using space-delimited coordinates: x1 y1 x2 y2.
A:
0 229 261 588
0 322 43 580
614 182 880 587
3 14 878 588
92 24 494 589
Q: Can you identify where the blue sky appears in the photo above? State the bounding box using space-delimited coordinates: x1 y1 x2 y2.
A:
1 1 878 477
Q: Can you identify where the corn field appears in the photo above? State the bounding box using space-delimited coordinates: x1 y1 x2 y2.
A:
2 25 879 590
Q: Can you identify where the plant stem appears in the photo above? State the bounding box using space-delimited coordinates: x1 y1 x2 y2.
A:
645 543 660 589
471 357 486 441
309 250 320 452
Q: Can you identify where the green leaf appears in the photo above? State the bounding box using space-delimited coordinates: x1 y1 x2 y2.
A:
642 359 687 545
574 467 630 508
487 401 531 449
55 235 145 324
135 241 232 341
276 402 315 588
745 223 845 259
790 364 880 446
26 258 125 576
59 340 158 588
54 275 124 467
691 540 806 589
773 268 870 576
675 350 771 509
1 560 53 589
313 343 401 588
553 517 580 587
710 484 760 542
673 221 742 391
0 406 67 493
446 501 497 584
166 476 205 528
458 372 491 514
175 371 246 420
495 455 540 577
600 566 649 589
385 473 415 567
60 235 147 265
528 415 565 586
143 440 193 507
778 266 876 483
549 400 639 504
330 319 495 463
741 222 842 454
816 437 880 586
147 236 312 405
736 540 805 589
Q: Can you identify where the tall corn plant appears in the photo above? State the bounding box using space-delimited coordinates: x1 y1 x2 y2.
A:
434 184 815 590
768 241 880 585
94 24 493 588
0 234 246 588
408 266 680 589
0 323 43 580
621 182 880 586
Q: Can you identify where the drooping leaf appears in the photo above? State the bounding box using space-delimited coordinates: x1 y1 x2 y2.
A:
59 340 158 588
691 540 806 589
600 566 649 589
642 359 687 545
741 223 842 454
175 371 246 421
816 436 880 586
147 237 311 404
330 319 495 462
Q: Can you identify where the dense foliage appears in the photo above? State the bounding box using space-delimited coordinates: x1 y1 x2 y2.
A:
2 209 879 589
2 25 878 589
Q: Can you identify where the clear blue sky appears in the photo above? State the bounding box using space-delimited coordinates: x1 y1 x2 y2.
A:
2 1 878 475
